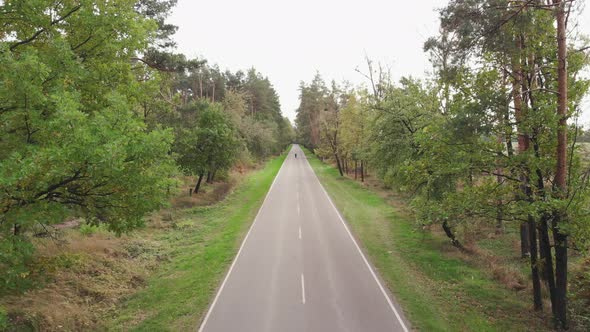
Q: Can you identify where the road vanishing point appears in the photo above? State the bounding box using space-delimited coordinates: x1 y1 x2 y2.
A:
199 145 409 332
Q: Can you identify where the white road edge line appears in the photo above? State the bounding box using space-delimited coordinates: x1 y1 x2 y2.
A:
298 226 302 240
297 201 300 216
301 273 306 304
303 156 410 332
197 152 289 332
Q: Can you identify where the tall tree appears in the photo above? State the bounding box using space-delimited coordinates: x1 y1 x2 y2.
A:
0 0 177 289
295 73 327 150
551 0 569 327
425 0 590 325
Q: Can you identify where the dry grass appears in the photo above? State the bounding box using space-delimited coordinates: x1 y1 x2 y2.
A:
347 171 532 293
0 165 258 331
569 258 590 331
308 153 549 331
469 242 527 291
171 173 241 209
2 230 159 331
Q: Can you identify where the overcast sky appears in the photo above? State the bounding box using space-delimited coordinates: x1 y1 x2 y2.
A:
169 0 590 123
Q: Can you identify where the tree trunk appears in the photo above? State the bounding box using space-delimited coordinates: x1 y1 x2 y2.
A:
528 215 543 311
495 204 503 234
211 169 217 182
552 0 569 328
553 2 568 194
539 214 558 316
496 132 504 233
553 221 568 329
199 75 203 98
206 171 212 184
194 174 204 194
360 160 365 182
212 82 215 102
442 219 464 250
520 223 530 258
354 160 358 180
335 154 344 177
532 136 560 318
512 34 531 259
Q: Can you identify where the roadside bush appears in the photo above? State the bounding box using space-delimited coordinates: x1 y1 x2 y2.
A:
0 306 8 331
0 237 34 294
79 224 110 237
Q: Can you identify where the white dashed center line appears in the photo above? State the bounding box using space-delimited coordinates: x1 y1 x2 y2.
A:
301 274 306 304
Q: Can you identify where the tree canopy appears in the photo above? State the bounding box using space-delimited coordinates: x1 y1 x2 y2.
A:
0 0 292 293
295 1 590 327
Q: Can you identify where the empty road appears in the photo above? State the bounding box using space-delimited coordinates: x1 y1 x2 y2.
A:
199 145 409 332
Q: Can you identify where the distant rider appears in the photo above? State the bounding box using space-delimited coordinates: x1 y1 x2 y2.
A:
295 153 298 158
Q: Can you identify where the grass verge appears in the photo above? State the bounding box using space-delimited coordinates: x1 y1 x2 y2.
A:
304 150 547 332
106 151 287 331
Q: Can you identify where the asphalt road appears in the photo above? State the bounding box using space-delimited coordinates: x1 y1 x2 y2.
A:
199 145 409 332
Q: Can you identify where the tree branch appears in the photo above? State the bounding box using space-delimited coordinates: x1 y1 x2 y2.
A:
9 5 82 51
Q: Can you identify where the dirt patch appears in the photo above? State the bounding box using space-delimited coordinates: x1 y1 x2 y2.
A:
54 219 80 230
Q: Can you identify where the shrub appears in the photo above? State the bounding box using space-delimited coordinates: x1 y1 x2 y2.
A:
79 223 109 237
0 306 8 331
0 237 35 295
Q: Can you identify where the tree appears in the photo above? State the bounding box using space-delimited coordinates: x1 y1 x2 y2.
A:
174 102 239 193
339 93 371 181
295 73 327 150
424 0 590 325
171 65 290 162
0 0 177 290
551 0 570 327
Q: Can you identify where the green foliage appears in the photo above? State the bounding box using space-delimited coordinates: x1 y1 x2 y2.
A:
306 149 547 331
79 223 110 237
339 93 371 164
240 117 279 158
0 306 8 331
0 0 177 292
167 65 290 162
174 101 239 178
0 237 35 294
294 2 590 326
195 105 240 174
295 73 327 149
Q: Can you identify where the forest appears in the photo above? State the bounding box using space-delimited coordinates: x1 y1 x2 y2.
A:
295 0 590 329
2 0 590 330
0 0 294 327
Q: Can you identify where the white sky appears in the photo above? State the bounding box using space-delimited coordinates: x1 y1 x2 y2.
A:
169 0 590 123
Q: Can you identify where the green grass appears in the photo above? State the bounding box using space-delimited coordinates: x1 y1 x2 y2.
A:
304 150 548 332
107 151 287 331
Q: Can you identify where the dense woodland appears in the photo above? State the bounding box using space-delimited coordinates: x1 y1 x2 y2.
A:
0 0 292 298
3 0 590 330
296 0 590 329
